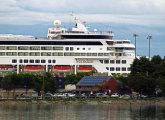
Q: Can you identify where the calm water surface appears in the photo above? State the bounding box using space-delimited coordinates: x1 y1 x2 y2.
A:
0 103 165 120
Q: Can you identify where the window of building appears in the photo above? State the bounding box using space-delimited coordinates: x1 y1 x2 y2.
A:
116 67 120 71
116 60 120 64
12 59 17 63
30 60 34 63
104 60 109 64
35 59 40 63
122 60 126 64
41 60 46 63
110 60 115 64
110 67 115 71
122 67 126 71
24 59 28 63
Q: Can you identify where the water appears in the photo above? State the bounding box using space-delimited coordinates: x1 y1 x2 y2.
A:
0 103 165 120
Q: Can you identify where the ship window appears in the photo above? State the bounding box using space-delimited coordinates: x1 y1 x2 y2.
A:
110 60 115 64
58 52 63 56
53 47 63 50
77 48 80 50
6 46 17 50
106 41 114 45
41 52 51 56
92 53 97 56
98 53 104 56
99 60 103 63
70 53 75 56
52 52 58 56
106 67 109 70
88 48 91 50
30 52 40 56
19 59 23 63
104 53 109 56
41 60 46 63
64 53 71 56
30 46 40 50
18 52 28 56
116 67 120 71
12 59 17 63
41 46 52 50
6 52 17 56
116 60 120 64
35 60 40 63
65 47 69 51
52 60 56 63
24 59 28 63
18 46 29 50
81 53 86 56
30 60 34 63
110 67 114 71
75 53 80 56
48 60 51 63
104 60 109 64
100 48 102 50
122 60 126 64
87 53 91 56
0 52 5 56
0 46 5 50
122 67 126 71
70 47 74 51
83 48 85 50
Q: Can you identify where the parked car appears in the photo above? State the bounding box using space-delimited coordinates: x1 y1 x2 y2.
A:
111 93 119 98
95 93 109 98
120 94 131 99
44 93 54 98
16 93 31 99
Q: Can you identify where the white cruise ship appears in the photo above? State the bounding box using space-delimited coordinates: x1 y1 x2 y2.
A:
0 14 135 76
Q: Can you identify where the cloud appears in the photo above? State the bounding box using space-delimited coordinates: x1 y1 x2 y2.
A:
0 0 165 26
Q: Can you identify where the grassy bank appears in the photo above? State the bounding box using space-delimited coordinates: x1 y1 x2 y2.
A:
0 97 165 106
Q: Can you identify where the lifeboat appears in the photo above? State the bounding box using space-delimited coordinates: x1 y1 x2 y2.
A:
24 65 45 72
53 65 72 71
0 65 16 72
78 65 93 72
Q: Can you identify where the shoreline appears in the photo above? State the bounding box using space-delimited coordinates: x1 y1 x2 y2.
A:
0 98 165 106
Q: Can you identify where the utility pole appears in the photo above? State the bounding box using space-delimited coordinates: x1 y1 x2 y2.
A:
147 35 152 59
133 34 138 58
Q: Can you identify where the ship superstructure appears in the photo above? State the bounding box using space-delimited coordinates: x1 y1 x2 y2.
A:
0 14 135 76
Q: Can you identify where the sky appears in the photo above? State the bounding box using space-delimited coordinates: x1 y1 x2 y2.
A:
0 0 165 57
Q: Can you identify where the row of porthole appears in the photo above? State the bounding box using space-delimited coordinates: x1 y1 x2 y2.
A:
12 59 56 64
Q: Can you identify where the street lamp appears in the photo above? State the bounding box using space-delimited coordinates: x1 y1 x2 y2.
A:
147 35 152 59
133 34 138 58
